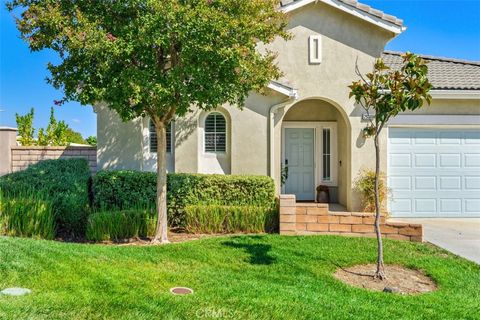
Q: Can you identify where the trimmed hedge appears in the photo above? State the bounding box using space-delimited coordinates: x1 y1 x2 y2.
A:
185 205 277 234
92 171 277 227
0 158 91 238
86 209 157 242
0 192 55 240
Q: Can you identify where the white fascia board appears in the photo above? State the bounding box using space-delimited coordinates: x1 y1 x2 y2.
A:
430 90 480 100
267 81 299 99
281 0 404 34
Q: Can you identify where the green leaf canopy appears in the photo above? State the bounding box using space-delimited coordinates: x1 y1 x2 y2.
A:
9 0 289 121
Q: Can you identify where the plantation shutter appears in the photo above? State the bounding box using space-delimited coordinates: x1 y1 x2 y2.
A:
205 112 226 152
150 121 172 153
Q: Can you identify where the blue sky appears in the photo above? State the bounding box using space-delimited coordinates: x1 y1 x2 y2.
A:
1 0 479 138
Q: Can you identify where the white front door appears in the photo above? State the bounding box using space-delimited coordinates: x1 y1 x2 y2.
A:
284 128 315 201
388 128 480 217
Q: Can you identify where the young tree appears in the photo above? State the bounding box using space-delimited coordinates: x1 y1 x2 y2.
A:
38 107 69 146
9 0 289 243
15 107 35 146
349 53 432 279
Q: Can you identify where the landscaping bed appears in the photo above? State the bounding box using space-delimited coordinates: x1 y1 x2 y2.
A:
0 235 478 319
0 160 278 242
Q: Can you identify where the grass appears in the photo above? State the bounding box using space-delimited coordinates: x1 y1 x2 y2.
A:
0 191 55 240
86 209 157 242
0 235 479 320
184 205 277 234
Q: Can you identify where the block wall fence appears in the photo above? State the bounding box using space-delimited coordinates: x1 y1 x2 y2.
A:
0 128 97 176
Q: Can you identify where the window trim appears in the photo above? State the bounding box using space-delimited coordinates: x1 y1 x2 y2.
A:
203 111 228 154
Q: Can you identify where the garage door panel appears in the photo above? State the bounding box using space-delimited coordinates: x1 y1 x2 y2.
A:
440 199 462 213
389 128 480 217
389 153 411 167
414 131 436 144
439 131 463 144
465 199 480 214
465 176 480 190
389 176 411 190
414 176 436 190
465 154 480 168
390 198 412 214
415 199 437 213
439 176 461 190
414 154 436 168
439 154 461 168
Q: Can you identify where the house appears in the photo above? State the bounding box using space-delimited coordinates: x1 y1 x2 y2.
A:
95 0 480 218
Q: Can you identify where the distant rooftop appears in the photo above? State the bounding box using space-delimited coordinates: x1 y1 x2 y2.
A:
382 51 480 91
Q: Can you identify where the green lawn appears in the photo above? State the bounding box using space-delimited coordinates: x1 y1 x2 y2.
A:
0 235 479 320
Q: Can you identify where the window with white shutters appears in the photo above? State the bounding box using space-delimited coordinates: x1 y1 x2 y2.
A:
204 112 226 152
150 121 172 153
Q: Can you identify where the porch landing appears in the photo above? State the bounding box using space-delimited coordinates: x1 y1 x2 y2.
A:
279 195 423 242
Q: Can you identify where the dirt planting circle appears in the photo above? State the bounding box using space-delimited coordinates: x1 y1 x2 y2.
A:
334 264 437 295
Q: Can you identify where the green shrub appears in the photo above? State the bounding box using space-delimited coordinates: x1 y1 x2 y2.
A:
92 171 156 210
354 169 390 214
0 158 91 238
0 191 55 239
86 209 157 242
92 171 277 227
184 205 277 234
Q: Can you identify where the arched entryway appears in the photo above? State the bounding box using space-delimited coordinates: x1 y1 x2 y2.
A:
280 98 350 208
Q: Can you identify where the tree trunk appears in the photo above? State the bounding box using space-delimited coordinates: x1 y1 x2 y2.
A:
152 121 169 244
374 133 386 279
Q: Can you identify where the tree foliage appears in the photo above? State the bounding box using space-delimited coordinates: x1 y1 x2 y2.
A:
15 107 85 146
64 128 87 145
15 107 35 146
8 0 289 120
349 53 432 279
37 107 69 146
85 136 97 146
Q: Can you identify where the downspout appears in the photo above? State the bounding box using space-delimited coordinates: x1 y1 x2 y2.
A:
268 90 298 179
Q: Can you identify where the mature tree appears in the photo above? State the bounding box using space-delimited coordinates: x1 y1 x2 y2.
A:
85 136 97 147
349 53 432 279
9 0 289 243
15 107 35 146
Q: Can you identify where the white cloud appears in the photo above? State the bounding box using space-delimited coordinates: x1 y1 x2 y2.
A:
72 118 81 123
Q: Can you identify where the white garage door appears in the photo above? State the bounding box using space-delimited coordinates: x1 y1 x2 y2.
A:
388 128 480 217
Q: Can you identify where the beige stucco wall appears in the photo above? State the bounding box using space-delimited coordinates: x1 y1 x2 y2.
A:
97 106 145 171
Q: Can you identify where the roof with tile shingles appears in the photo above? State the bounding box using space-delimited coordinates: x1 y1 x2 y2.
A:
382 51 480 90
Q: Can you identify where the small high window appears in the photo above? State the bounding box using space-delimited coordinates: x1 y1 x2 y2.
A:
150 120 172 153
204 112 226 153
309 35 322 64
